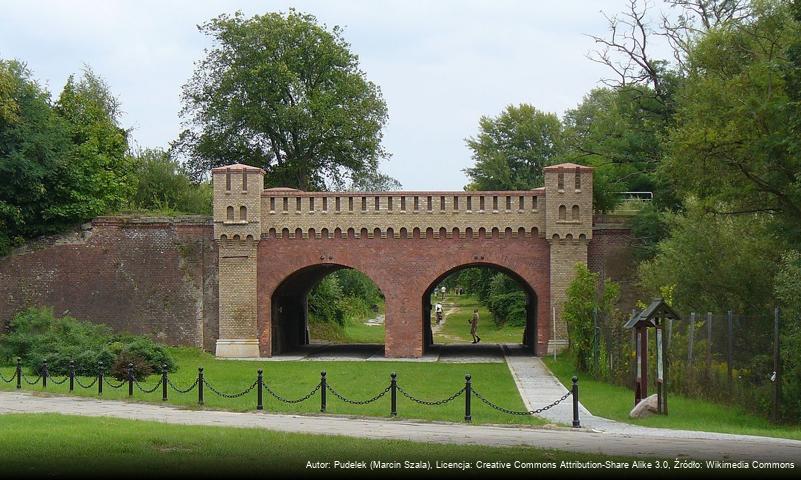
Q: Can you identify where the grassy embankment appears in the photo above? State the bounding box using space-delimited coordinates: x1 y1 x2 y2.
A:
544 354 801 440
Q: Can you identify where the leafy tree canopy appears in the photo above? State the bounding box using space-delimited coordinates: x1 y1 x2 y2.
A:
174 9 389 191
463 103 563 191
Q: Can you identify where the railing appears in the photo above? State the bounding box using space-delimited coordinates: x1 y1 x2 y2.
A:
0 358 580 427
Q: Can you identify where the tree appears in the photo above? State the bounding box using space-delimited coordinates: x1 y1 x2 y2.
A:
175 10 389 191
561 86 680 212
637 199 780 315
563 263 620 372
0 60 71 252
0 61 133 254
347 170 401 192
49 68 135 225
464 104 563 191
129 148 212 214
663 1 801 244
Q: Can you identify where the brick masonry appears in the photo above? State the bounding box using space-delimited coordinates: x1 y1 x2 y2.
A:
0 217 219 351
0 164 636 357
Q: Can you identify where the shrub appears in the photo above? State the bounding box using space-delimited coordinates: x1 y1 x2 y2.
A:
0 307 174 379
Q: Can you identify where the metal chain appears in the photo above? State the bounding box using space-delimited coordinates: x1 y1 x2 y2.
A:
471 388 572 416
203 379 258 399
0 370 16 383
45 373 69 385
167 378 198 394
263 383 321 404
396 384 465 406
22 374 42 385
74 376 98 389
104 377 126 389
326 384 391 405
133 376 163 394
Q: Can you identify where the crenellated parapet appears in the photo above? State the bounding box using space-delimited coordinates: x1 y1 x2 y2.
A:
259 189 546 240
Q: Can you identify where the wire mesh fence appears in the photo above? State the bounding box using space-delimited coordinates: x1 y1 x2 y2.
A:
589 306 789 422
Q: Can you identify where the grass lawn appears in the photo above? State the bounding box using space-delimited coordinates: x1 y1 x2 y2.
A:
0 414 655 477
544 354 801 441
0 347 546 426
434 294 525 345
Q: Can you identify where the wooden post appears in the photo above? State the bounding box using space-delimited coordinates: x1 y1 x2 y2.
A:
656 324 663 414
773 307 781 423
688 313 696 366
727 310 733 390
706 312 713 382
634 327 642 406
640 327 648 401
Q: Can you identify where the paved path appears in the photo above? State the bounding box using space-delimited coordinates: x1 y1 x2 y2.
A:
1 391 799 462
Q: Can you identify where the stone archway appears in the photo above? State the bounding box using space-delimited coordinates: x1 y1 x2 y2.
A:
212 162 593 358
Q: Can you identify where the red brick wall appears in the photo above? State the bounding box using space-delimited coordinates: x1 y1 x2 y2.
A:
588 226 640 311
0 217 218 350
257 233 552 357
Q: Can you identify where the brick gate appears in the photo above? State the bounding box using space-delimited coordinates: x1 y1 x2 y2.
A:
212 163 593 358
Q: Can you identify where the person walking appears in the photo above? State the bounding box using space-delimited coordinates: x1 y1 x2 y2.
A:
470 309 481 344
435 302 443 324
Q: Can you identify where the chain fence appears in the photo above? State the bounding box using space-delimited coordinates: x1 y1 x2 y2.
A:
263 383 321 404
1 359 581 426
396 385 465 406
203 379 258 399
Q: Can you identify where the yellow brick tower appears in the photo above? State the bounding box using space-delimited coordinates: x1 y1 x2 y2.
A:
212 164 264 358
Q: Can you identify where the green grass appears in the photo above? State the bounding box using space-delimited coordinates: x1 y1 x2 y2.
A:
434 295 525 344
0 414 654 476
544 354 801 441
310 302 386 344
0 347 546 426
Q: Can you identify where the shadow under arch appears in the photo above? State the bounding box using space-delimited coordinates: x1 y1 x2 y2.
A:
270 263 385 355
422 262 538 355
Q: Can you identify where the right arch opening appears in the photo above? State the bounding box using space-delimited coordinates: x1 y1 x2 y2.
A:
422 264 537 355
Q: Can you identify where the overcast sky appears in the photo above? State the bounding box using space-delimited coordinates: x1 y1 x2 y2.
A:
0 0 673 190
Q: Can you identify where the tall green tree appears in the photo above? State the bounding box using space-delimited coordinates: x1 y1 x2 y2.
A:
664 0 801 244
0 61 132 254
464 103 563 191
49 68 135 225
175 10 389 191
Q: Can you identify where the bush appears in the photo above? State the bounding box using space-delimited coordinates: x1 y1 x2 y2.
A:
0 307 175 379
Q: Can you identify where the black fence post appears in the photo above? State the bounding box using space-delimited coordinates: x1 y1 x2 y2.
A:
42 361 48 388
162 364 168 401
69 360 75 392
98 362 104 396
197 368 204 406
572 376 581 428
15 358 21 389
773 306 782 423
390 372 397 417
320 371 327 413
257 369 264 411
464 374 472 423
127 363 134 397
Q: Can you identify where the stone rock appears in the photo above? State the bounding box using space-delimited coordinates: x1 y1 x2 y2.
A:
629 394 659 419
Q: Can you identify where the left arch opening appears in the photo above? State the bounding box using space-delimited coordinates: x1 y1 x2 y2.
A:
270 265 385 355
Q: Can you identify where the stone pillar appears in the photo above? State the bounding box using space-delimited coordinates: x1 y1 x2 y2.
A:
543 163 593 355
212 164 264 358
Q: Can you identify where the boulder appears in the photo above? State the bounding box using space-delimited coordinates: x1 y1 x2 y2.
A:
629 394 659 419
